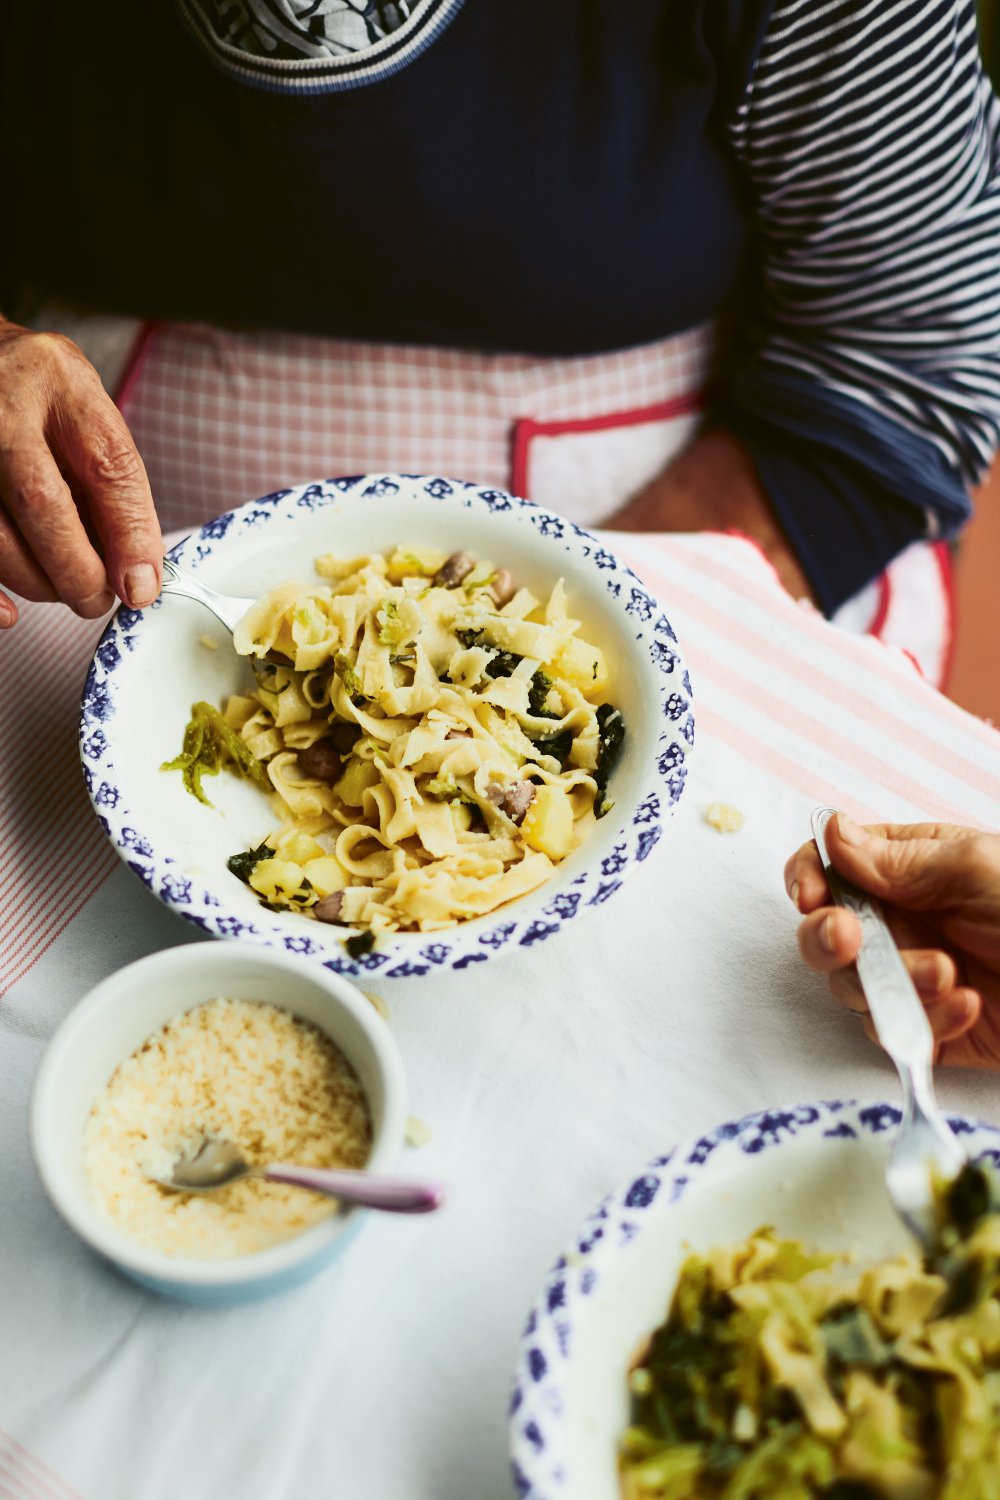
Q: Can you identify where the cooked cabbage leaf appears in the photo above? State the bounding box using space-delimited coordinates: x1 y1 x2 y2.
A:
162 701 269 806
621 1167 1000 1500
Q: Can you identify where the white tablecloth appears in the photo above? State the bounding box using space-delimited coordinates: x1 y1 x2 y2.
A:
2 533 999 1500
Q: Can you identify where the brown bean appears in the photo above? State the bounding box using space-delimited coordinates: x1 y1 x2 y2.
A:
434 551 475 587
313 891 345 924
487 568 516 608
327 721 363 754
298 740 342 781
485 779 536 824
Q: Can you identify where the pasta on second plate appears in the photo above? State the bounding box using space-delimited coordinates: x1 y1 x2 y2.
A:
169 545 625 942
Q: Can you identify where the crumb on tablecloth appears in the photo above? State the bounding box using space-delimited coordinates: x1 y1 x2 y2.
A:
406 1116 432 1148
199 634 219 651
704 801 745 833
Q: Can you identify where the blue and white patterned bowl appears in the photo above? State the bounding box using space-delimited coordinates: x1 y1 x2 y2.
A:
509 1099 1000 1500
79 474 694 980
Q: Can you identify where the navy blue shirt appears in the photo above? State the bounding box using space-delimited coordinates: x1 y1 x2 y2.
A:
0 3 766 354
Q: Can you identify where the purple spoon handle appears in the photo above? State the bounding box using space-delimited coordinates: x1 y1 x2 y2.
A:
263 1164 446 1214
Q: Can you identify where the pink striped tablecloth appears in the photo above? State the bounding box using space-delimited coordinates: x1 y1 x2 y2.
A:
2 532 999 1500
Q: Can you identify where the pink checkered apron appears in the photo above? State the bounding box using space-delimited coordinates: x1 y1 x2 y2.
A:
116 320 952 687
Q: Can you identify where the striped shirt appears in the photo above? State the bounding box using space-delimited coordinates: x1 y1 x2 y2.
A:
724 0 1000 609
1 0 998 612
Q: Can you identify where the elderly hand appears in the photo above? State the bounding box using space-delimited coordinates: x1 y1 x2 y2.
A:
608 427 816 605
0 318 162 628
785 814 1000 1069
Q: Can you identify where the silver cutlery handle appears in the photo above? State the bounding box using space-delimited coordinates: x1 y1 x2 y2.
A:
810 808 960 1154
160 557 255 635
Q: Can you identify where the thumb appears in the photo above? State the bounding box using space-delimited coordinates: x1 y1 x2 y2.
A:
825 814 993 913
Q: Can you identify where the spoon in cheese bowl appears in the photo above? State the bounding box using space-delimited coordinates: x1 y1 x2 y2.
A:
155 1132 447 1214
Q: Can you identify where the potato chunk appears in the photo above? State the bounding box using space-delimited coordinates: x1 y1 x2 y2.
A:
334 757 380 807
302 855 349 897
519 784 575 859
249 858 306 900
273 831 325 864
554 637 609 696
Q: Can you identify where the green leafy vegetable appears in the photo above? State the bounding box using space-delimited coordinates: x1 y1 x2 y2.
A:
620 1179 1000 1500
346 930 375 959
162 701 269 806
942 1161 998 1242
377 597 409 648
530 727 574 767
425 776 478 806
593 703 625 818
527 668 559 719
488 649 523 679
463 568 496 594
425 776 459 801
455 628 522 679
397 551 439 577
334 651 365 700
820 1307 891 1370
454 629 558 702
226 839 272 884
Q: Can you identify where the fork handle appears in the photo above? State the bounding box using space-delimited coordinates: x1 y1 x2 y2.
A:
810 808 961 1164
160 556 255 635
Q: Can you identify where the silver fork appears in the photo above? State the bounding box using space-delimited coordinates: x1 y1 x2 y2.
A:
811 807 966 1250
160 556 258 636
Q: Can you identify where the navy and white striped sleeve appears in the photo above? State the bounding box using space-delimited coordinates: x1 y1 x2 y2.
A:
719 0 1000 614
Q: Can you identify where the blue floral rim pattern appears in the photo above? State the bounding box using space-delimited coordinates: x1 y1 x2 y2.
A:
79 474 695 980
508 1098 1000 1499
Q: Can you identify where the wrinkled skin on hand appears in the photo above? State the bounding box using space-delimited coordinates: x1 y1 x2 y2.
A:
785 813 1000 1069
0 318 162 627
609 427 817 605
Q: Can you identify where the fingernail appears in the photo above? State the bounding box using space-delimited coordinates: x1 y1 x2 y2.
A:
913 955 946 993
819 913 838 953
0 598 13 627
78 589 115 618
124 563 158 607
836 814 868 846
789 880 800 909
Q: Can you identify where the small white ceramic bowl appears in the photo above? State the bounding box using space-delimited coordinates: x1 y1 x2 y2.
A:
80 474 693 981
509 1099 1000 1500
31 942 406 1306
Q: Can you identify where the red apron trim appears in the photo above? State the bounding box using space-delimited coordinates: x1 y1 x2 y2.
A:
509 392 705 497
932 540 956 692
113 319 161 411
867 571 892 640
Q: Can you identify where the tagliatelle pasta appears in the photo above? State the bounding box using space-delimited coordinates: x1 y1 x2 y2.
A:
166 546 625 947
620 1166 1000 1500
